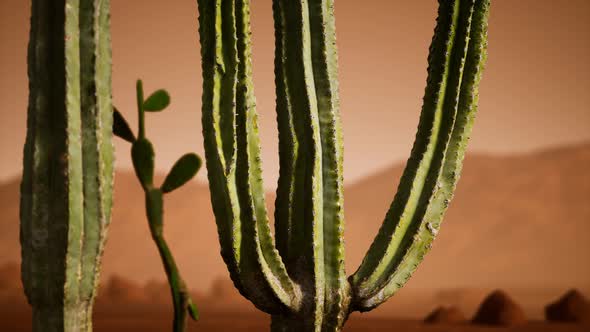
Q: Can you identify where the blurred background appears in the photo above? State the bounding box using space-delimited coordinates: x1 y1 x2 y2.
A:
0 0 589 330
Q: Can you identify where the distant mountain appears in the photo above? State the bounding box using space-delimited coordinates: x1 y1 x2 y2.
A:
1 143 589 307
344 143 590 290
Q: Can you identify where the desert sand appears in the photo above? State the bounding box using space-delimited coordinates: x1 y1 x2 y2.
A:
1 145 589 330
0 305 588 332
1 264 589 331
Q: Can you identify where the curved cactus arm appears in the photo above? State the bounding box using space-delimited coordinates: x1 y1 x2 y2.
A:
350 0 490 311
21 0 113 331
235 0 303 313
273 0 350 329
198 0 301 314
272 0 328 329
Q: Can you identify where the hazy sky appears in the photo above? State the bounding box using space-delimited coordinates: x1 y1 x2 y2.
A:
1 0 589 187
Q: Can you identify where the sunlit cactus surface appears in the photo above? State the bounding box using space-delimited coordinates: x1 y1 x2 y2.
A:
197 0 491 331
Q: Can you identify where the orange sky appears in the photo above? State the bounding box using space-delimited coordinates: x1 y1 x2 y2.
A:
1 0 589 187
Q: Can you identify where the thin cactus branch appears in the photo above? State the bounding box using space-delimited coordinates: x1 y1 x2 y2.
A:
113 81 200 332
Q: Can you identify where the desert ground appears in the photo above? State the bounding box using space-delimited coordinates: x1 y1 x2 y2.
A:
1 265 589 331
0 306 587 331
1 145 589 331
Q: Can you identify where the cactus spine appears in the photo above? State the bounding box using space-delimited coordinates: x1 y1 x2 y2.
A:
20 1 113 331
198 0 490 331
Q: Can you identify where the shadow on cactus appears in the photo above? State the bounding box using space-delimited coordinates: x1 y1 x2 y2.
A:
113 80 200 332
197 0 491 331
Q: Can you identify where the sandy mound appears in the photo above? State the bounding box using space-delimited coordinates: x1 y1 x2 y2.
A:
424 306 466 324
472 290 526 326
545 289 590 324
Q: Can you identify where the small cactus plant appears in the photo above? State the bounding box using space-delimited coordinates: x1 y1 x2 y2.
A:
20 1 114 331
197 0 490 331
113 80 200 332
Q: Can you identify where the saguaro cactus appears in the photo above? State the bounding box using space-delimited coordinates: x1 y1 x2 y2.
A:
198 0 490 331
20 1 113 331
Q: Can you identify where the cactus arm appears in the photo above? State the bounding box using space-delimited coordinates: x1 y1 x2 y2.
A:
198 0 301 314
272 0 312 279
219 0 238 174
272 0 300 270
359 0 491 310
351 0 464 294
235 0 303 311
198 0 240 294
78 0 114 325
274 0 350 329
272 1 351 329
350 0 490 311
271 1 327 329
307 0 350 329
21 0 113 330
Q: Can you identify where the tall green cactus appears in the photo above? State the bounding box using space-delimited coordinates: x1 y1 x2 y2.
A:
20 1 113 331
198 0 490 331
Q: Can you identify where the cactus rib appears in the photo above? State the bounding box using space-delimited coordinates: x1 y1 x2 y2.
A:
199 0 301 314
350 0 490 311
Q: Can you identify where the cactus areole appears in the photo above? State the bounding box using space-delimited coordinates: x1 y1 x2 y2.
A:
20 1 113 331
198 0 490 331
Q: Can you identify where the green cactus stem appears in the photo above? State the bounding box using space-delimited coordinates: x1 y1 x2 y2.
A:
20 1 114 331
113 80 200 332
197 0 490 331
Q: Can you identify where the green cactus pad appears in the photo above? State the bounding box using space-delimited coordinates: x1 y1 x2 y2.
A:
113 108 136 143
143 89 171 112
132 138 156 189
161 153 202 193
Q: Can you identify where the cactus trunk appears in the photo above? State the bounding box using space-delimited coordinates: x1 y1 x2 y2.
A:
20 1 114 331
198 0 490 331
